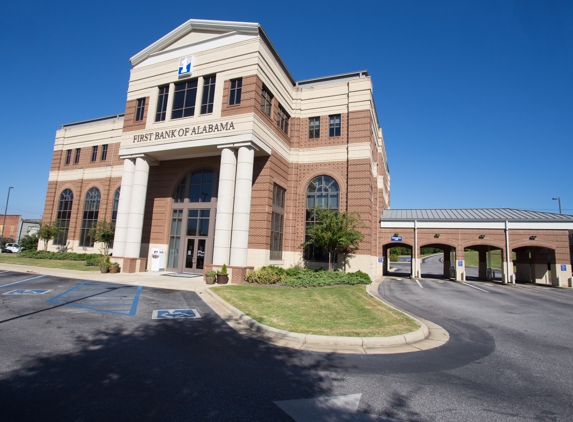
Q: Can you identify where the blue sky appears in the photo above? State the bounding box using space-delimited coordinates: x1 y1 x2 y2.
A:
1 0 571 218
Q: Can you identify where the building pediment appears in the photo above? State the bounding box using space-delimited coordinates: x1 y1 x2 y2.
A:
130 19 260 67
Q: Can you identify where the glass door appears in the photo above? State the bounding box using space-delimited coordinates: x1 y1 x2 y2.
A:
183 209 211 273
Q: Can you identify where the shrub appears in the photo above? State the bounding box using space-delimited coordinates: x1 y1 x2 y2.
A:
19 250 102 264
244 266 371 287
19 234 39 251
244 265 285 284
353 270 372 283
244 269 257 283
85 255 102 266
389 252 399 262
285 263 305 277
282 269 371 288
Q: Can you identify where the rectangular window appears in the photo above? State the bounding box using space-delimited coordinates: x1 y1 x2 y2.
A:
91 146 98 162
261 85 273 116
74 148 81 164
229 78 242 105
135 98 146 121
309 117 320 139
329 114 341 137
172 79 198 119
101 144 108 161
270 184 286 260
167 210 183 268
201 75 216 114
155 85 169 122
65 149 72 165
277 104 290 134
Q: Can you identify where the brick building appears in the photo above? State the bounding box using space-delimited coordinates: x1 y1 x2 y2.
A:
42 19 390 279
0 214 21 241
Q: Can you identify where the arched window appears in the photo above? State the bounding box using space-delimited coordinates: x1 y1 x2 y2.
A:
111 188 120 225
304 175 339 262
79 187 101 247
173 168 215 203
54 189 73 245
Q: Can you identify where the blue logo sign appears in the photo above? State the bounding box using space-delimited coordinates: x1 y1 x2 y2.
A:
4 289 52 295
561 264 567 271
458 260 463 267
391 236 402 242
152 309 201 319
378 257 383 263
178 56 193 75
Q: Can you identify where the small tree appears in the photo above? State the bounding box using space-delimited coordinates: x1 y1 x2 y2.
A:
37 222 62 251
19 233 39 251
303 208 365 271
88 221 115 256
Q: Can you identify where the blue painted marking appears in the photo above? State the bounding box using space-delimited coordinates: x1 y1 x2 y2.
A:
4 289 51 295
47 281 141 316
0 275 47 289
153 309 201 319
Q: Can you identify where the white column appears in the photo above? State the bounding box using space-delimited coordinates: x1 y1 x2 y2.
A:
212 148 237 265
112 158 135 257
230 146 254 267
124 157 150 258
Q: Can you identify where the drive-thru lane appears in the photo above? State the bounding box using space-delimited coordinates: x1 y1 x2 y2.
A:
1 269 572 421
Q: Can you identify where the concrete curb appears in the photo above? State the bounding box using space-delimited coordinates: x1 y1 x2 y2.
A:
204 282 443 353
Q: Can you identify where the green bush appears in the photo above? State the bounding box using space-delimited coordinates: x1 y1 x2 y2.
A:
389 252 399 262
244 269 257 283
282 270 371 287
19 234 39 251
19 250 102 263
353 270 372 283
244 265 285 284
85 255 102 267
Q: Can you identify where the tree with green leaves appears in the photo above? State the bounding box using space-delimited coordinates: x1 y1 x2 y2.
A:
19 233 39 251
37 221 63 251
303 208 365 271
88 221 115 256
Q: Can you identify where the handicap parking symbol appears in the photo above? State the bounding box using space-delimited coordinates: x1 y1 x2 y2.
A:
152 309 201 319
3 289 52 295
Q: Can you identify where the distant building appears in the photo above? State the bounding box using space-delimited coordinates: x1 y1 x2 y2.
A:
0 214 21 241
19 219 42 240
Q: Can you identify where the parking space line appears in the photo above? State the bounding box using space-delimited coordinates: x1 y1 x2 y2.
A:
0 275 47 289
461 282 489 293
47 281 142 316
415 280 424 289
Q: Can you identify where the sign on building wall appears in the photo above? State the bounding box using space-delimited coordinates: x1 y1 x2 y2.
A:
391 236 402 242
178 56 193 75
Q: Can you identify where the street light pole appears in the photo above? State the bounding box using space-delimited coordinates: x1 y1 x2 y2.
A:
552 197 562 214
1 187 14 248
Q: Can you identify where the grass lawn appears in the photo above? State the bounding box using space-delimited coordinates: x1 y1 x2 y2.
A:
0 254 99 271
213 284 419 337
464 250 506 268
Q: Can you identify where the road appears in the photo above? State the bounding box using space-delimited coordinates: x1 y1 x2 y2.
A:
1 270 572 421
391 254 502 281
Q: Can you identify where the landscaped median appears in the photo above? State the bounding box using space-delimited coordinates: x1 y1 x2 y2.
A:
206 276 436 352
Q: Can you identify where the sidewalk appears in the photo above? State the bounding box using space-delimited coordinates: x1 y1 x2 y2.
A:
0 262 450 354
0 262 208 292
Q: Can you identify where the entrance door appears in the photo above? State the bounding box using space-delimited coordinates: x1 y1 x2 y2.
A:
182 209 211 273
184 238 207 271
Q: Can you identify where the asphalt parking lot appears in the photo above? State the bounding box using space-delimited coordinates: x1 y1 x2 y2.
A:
1 268 573 421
